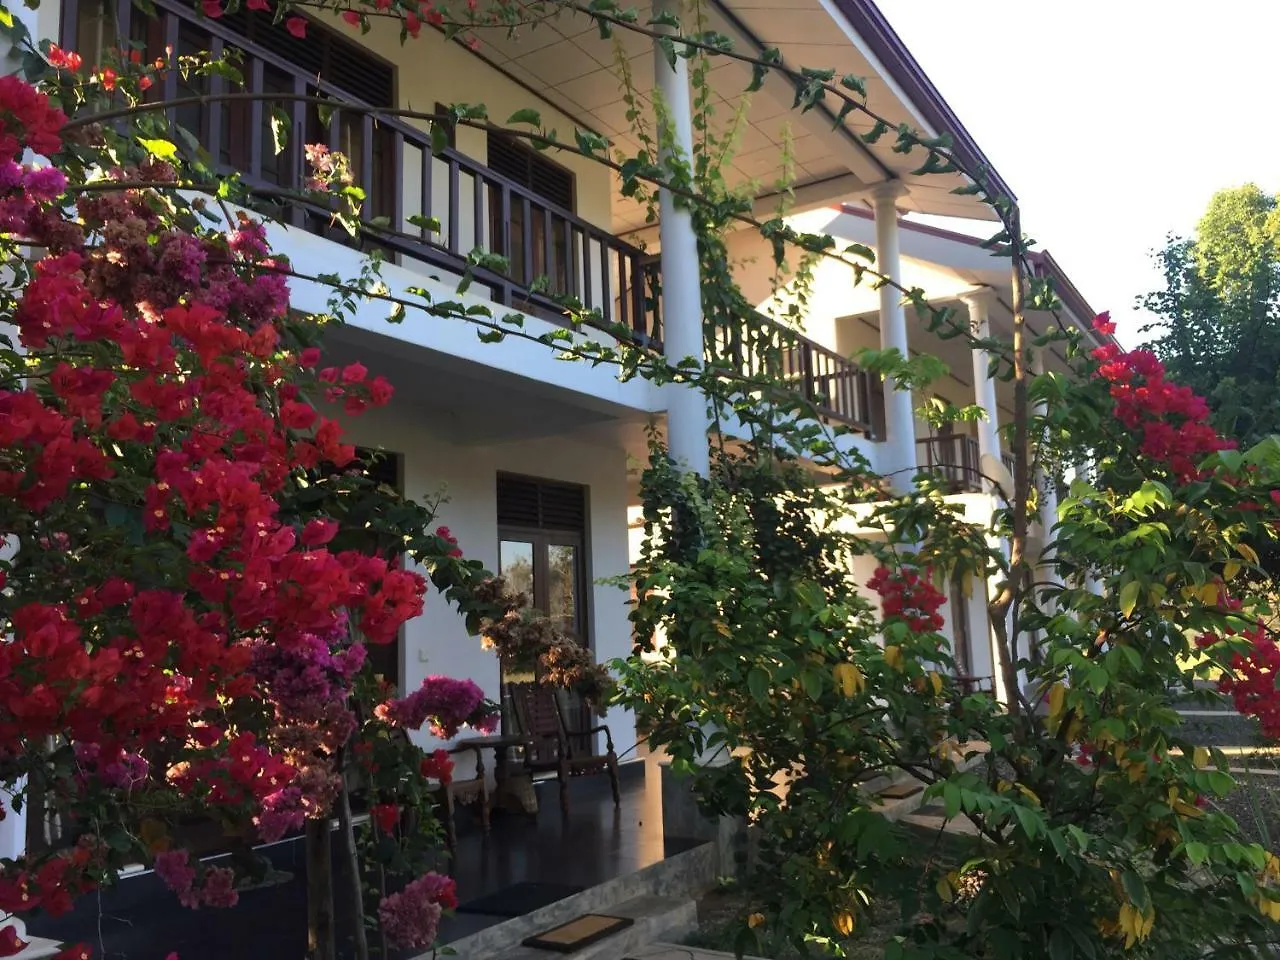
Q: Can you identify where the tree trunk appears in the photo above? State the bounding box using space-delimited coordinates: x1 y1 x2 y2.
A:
336 750 370 960
306 817 335 960
989 210 1033 720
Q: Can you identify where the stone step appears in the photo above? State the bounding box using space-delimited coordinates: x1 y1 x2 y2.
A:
488 895 697 960
433 841 717 960
625 941 771 960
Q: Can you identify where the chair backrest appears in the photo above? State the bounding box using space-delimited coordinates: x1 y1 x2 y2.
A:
507 682 565 764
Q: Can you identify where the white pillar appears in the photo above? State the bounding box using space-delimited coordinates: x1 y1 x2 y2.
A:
1031 351 1059 545
653 0 709 477
871 182 916 488
961 290 1001 492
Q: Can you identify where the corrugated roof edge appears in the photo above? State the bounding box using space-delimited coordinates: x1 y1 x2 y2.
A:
829 0 1018 206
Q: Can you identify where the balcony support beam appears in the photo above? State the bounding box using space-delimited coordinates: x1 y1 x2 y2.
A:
653 0 710 477
961 289 1001 493
871 182 915 487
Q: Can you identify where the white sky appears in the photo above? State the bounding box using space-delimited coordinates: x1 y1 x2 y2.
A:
878 0 1280 346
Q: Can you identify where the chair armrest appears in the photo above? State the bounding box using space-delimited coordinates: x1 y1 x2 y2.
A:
584 723 615 752
448 743 486 779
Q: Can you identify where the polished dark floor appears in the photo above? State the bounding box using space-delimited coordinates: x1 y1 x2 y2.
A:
27 762 691 959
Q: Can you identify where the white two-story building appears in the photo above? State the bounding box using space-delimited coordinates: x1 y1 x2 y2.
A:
21 0 1103 788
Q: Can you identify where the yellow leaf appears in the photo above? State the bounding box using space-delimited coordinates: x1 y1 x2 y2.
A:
713 620 731 637
834 911 855 936
1238 542 1260 566
1048 681 1066 721
883 645 903 671
1193 746 1210 769
1199 583 1221 605
1223 561 1241 581
833 663 864 698
1015 783 1041 807
928 671 944 696
936 876 954 903
748 912 765 929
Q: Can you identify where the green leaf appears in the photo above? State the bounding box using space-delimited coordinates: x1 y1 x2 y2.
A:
1184 841 1209 866
1049 927 1075 960
269 106 289 157
137 137 179 161
1119 580 1141 617
942 782 961 819
747 666 769 704
1121 870 1149 911
839 73 866 97
507 108 542 126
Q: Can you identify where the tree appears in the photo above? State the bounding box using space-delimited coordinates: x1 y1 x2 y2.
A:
1141 184 1280 446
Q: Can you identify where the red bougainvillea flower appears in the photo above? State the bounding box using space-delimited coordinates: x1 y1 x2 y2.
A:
46 45 83 72
53 945 92 960
419 749 454 785
371 803 400 833
285 15 307 37
0 926 27 957
866 565 946 634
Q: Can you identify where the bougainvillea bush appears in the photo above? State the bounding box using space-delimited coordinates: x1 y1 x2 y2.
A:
0 66 525 957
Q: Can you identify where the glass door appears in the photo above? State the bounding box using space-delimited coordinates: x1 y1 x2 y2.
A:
498 529 588 732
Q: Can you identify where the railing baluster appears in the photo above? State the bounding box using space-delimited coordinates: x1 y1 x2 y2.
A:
616 250 630 333
581 232 592 312
207 37 225 166
521 198 534 287
116 0 133 47
542 207 555 295
360 114 374 224
599 237 612 325
499 185 511 264
447 157 460 253
162 13 179 127
419 146 432 240
390 132 404 234
631 253 646 339
562 218 576 301
248 58 265 182
473 173 486 252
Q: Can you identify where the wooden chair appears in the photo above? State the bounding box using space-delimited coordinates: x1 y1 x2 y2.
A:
506 682 620 816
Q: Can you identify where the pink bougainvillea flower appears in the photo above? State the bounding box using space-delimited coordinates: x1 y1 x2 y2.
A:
285 16 307 37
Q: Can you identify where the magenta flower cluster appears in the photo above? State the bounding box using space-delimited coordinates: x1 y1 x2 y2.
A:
377 871 457 950
153 849 238 909
376 675 500 739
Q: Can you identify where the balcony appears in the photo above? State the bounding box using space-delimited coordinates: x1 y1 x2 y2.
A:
917 436 1016 494
64 0 880 437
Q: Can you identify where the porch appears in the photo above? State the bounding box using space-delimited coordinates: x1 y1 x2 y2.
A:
25 764 703 959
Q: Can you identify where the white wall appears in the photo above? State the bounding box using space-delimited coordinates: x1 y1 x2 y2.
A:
341 401 638 759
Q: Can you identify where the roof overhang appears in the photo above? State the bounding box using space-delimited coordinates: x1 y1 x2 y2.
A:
463 0 1014 232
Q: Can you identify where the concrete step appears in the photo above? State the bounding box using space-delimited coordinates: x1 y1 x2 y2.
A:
490 895 697 960
435 841 717 960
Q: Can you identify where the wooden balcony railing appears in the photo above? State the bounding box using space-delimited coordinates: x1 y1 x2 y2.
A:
917 435 983 493
64 0 880 435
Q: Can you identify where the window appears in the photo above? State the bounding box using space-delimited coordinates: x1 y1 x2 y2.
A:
487 134 575 293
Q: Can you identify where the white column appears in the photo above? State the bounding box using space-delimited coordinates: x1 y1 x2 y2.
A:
653 0 709 477
871 182 916 488
961 290 1001 492
1031 351 1059 545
